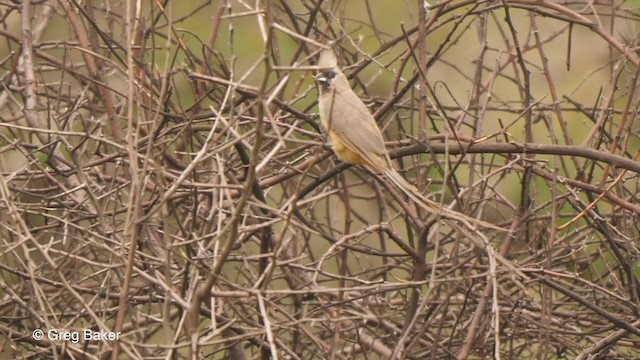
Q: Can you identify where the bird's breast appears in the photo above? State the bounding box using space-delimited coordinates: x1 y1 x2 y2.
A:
328 129 366 165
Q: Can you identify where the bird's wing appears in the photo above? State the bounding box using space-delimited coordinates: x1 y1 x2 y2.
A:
325 84 388 162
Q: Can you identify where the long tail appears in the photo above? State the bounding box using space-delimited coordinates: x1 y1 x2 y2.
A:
382 168 505 231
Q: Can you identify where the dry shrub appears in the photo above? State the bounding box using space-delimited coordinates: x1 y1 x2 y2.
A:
0 1 639 359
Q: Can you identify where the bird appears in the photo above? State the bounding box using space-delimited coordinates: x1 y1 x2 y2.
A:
314 49 503 231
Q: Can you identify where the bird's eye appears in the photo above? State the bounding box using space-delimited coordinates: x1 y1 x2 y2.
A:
326 71 336 79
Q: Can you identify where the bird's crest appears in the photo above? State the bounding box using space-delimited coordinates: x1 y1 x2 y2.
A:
318 49 338 69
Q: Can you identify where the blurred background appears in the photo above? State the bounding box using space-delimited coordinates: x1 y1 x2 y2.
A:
0 0 639 358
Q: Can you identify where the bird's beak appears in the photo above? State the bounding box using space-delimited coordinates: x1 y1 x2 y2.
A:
314 73 327 83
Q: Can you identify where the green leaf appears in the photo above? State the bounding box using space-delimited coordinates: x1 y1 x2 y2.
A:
35 152 49 166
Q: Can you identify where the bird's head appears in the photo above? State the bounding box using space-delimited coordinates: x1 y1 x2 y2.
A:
315 49 348 95
314 70 338 93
